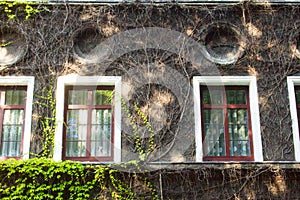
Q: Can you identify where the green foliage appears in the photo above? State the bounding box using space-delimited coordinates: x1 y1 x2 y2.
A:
0 158 158 199
121 98 156 161
34 80 56 158
0 0 50 20
0 41 12 47
0 158 89 199
133 103 156 157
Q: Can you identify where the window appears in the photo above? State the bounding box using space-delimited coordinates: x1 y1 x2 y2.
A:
193 76 263 162
0 77 34 160
295 86 300 129
64 86 114 161
287 76 300 161
54 75 121 162
201 86 253 161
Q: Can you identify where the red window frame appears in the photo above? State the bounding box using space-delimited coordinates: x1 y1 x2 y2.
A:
200 86 254 161
295 86 300 133
63 86 114 162
0 86 27 160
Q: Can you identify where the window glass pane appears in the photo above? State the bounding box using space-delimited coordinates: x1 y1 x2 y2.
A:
228 109 250 156
203 109 225 156
66 110 88 157
202 88 223 104
296 89 300 105
91 109 112 156
5 89 26 105
68 90 88 105
66 141 86 157
1 109 24 157
202 90 210 104
298 109 300 126
93 90 113 105
226 89 246 104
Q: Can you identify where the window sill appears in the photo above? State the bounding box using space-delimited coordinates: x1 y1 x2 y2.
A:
146 161 300 170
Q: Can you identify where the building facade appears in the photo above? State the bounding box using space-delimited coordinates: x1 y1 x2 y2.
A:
1 1 300 198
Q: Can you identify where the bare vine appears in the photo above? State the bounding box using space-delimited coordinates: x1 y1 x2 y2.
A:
1 2 300 199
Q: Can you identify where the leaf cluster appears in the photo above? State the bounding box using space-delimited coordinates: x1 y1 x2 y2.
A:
0 0 49 20
0 158 158 199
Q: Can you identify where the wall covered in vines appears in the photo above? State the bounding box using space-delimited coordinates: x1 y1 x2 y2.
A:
1 158 300 199
1 1 300 199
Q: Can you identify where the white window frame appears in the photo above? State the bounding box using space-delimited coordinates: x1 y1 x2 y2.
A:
0 76 34 160
287 76 300 161
193 76 263 162
54 75 122 163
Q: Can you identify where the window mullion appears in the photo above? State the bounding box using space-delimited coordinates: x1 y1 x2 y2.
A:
223 87 230 157
86 90 93 157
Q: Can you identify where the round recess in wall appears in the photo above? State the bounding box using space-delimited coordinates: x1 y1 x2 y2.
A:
290 30 300 59
0 28 27 66
200 22 246 65
73 26 104 62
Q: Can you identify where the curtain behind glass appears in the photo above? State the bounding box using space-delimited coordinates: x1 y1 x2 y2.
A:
0 88 25 157
1 110 24 157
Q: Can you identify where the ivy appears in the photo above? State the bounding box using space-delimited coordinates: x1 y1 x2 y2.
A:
134 103 156 158
34 79 56 158
121 98 157 161
0 158 158 199
0 0 50 20
0 41 12 47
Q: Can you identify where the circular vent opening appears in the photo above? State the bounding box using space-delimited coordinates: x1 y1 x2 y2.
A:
73 26 103 58
202 23 245 65
0 28 27 66
293 33 300 58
